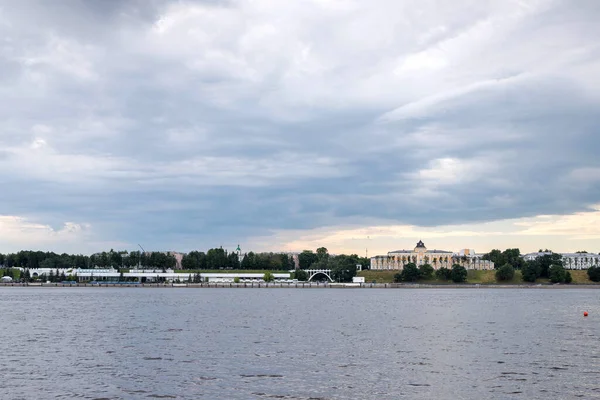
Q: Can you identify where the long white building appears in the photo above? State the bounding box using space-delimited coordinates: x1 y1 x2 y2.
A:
522 251 600 270
371 241 494 270
25 268 291 283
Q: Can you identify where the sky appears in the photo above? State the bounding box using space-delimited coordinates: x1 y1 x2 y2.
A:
1 0 599 256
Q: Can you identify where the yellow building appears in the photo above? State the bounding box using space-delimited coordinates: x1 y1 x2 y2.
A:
370 240 494 270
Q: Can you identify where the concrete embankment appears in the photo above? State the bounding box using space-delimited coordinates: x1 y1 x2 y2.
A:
1 282 600 289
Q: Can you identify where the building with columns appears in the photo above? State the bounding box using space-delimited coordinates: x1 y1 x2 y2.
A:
523 251 600 270
370 240 494 270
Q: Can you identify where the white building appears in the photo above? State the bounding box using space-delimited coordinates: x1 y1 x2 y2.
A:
522 251 600 270
371 241 494 270
24 268 292 283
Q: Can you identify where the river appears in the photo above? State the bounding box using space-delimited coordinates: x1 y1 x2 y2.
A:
1 287 599 399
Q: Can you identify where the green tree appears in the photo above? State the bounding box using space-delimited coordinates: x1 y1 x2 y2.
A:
5 254 16 268
401 263 420 282
293 269 308 281
435 267 452 280
109 249 123 269
393 272 403 283
330 254 358 282
181 251 207 270
263 271 275 282
419 264 434 280
495 264 515 281
565 271 572 284
227 252 240 269
549 265 567 283
127 251 141 268
521 260 540 282
357 256 370 270
241 252 256 270
193 272 202 283
483 248 524 269
99 252 110 268
538 254 563 278
451 264 467 283
503 248 524 269
206 248 228 270
40 257 56 269
316 247 329 261
588 266 600 282
298 250 318 269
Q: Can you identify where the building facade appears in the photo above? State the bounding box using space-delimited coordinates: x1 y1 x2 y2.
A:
522 252 600 270
371 240 494 270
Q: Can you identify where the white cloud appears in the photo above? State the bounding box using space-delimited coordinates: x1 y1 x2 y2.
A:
259 204 600 255
514 205 600 240
0 215 92 253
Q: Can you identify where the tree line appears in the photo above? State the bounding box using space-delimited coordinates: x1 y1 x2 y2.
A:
293 248 367 282
181 249 295 271
0 250 177 270
483 248 581 284
392 263 468 283
386 248 597 284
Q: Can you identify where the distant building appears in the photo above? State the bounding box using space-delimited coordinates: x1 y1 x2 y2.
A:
522 251 600 270
371 240 494 270
167 252 184 269
522 251 553 261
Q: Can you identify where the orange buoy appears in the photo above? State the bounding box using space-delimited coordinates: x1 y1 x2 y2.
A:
584 311 589 317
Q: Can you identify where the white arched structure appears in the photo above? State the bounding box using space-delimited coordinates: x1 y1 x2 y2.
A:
306 269 333 282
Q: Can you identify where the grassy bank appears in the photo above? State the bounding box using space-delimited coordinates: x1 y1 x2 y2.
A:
358 269 597 285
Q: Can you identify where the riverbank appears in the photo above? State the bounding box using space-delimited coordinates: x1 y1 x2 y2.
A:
2 282 600 289
358 269 597 285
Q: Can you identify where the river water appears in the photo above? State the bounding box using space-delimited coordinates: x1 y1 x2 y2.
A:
1 287 599 399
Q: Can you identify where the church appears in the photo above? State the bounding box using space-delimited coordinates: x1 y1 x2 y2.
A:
370 240 494 270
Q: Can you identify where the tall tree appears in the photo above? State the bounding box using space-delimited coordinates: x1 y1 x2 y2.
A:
330 254 358 282
298 250 318 269
316 247 329 261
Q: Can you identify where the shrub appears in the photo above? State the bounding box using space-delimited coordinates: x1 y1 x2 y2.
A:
521 261 539 282
263 271 275 282
565 271 572 284
549 265 566 283
435 267 452 280
419 264 434 280
495 264 515 281
401 263 420 282
451 265 467 283
588 266 600 282
233 277 240 283
393 272 402 283
293 269 308 281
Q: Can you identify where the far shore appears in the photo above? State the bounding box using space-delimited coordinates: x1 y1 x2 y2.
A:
2 282 600 289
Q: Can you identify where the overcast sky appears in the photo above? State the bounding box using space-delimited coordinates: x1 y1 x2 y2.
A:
1 0 599 255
